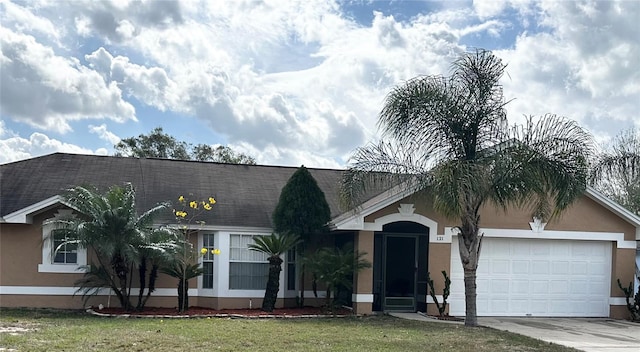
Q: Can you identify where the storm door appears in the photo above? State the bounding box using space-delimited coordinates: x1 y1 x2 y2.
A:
373 221 429 312
383 235 417 311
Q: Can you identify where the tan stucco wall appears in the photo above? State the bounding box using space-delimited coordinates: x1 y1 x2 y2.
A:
0 209 184 289
427 243 451 293
612 248 637 297
353 230 374 315
0 291 330 310
0 206 207 312
356 192 638 319
354 231 374 295
0 295 89 309
0 213 85 287
610 305 632 320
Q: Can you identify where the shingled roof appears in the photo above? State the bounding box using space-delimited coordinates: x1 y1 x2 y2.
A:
0 153 351 228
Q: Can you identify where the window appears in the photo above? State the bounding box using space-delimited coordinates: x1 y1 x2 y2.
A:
229 234 268 290
38 209 87 273
202 234 215 289
286 249 296 290
52 230 77 264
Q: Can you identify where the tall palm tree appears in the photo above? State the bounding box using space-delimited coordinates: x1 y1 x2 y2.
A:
248 233 301 312
341 49 593 327
45 183 173 311
591 128 640 215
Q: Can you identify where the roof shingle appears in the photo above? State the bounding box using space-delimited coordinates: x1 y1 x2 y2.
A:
0 153 349 228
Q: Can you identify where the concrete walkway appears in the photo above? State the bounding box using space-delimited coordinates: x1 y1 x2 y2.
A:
389 313 640 352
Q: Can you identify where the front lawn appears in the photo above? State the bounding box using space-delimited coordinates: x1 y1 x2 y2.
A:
0 309 577 351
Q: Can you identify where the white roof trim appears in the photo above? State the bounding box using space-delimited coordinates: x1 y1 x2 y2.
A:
585 186 640 240
332 184 640 240
331 182 418 230
2 195 64 224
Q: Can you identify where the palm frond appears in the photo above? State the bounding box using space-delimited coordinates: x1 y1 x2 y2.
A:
488 114 594 218
248 233 301 257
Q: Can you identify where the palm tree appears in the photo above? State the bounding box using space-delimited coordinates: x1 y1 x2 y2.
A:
591 128 640 215
341 49 593 326
159 239 204 312
248 233 301 312
305 246 371 313
136 226 178 310
45 183 173 311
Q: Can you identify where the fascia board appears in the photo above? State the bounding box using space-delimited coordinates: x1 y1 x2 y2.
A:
331 182 419 230
2 195 64 224
585 186 640 240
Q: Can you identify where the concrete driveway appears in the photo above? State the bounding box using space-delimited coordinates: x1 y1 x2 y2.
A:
479 317 640 352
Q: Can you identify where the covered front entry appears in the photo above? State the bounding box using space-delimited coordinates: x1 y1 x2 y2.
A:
373 222 429 312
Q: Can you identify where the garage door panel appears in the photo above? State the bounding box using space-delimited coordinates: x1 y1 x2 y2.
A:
477 259 489 274
531 300 548 312
571 262 589 274
570 280 588 294
551 243 571 256
532 242 550 255
476 279 490 294
550 280 569 294
531 261 549 274
590 282 609 295
512 280 528 294
532 281 548 294
491 279 509 293
552 262 570 275
491 260 510 274
490 300 509 313
511 243 530 256
512 261 529 274
590 263 608 275
450 238 611 317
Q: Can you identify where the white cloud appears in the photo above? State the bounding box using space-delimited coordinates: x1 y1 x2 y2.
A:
495 0 639 141
0 0 637 167
88 124 121 146
0 121 106 164
0 0 62 44
85 47 180 111
0 28 136 133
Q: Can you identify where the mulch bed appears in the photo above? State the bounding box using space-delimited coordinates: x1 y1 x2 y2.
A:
87 306 354 318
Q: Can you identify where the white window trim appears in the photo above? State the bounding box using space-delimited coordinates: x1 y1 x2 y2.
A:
199 232 217 291
38 209 87 273
228 233 270 291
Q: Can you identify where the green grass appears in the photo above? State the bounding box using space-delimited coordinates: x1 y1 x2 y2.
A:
0 309 578 352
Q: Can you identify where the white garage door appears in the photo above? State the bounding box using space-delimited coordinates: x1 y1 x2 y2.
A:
449 237 611 317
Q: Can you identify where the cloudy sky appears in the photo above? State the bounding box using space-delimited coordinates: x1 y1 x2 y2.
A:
1 0 638 167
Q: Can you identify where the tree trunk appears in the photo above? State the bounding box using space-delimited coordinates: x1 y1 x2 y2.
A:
299 264 305 307
136 257 147 311
457 225 482 327
463 267 478 326
177 279 189 312
297 241 306 307
140 264 159 310
112 254 132 311
262 256 283 312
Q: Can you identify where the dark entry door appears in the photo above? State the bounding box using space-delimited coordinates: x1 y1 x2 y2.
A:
384 236 417 311
373 221 429 312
